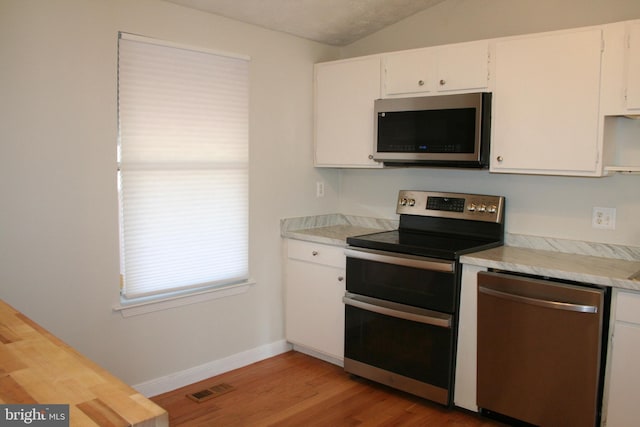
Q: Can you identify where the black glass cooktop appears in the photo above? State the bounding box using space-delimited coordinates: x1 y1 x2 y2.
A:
346 229 503 260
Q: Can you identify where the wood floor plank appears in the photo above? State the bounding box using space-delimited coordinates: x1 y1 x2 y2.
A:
0 374 38 404
151 351 505 426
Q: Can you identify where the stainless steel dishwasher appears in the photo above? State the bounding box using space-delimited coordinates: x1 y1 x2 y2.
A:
477 271 609 427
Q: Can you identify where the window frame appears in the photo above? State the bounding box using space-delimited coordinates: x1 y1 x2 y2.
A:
114 32 253 315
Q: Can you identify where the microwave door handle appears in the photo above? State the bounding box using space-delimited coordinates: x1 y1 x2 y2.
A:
343 294 452 329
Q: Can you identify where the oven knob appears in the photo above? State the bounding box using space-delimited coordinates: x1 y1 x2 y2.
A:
408 199 416 207
399 198 408 206
478 204 487 212
488 205 497 214
467 203 476 212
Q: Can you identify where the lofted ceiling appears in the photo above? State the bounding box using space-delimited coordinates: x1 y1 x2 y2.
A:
163 0 446 46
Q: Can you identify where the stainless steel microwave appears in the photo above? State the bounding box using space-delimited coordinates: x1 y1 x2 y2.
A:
373 92 491 168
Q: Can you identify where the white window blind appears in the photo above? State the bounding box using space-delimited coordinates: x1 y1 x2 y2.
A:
117 32 249 300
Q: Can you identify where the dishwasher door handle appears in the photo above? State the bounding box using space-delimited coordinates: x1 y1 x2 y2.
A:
479 285 599 313
343 292 452 328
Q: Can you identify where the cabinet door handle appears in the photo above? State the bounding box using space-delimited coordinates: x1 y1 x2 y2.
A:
311 251 318 256
418 79 425 86
338 276 344 282
496 156 504 162
439 79 446 85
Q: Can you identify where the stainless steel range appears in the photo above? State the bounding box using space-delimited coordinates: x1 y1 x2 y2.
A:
343 190 505 406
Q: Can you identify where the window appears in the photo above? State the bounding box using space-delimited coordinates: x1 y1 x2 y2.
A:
117 33 250 302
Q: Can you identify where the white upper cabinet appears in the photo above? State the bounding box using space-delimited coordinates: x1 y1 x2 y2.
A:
625 22 640 110
383 40 490 97
490 28 604 176
600 20 640 116
314 55 383 168
437 41 491 92
313 19 639 173
599 20 640 174
383 48 435 95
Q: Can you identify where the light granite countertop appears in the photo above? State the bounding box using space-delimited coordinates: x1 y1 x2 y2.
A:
460 246 640 291
281 213 397 246
285 224 385 245
281 214 640 291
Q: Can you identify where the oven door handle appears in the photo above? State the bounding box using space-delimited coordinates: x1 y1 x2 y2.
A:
345 247 454 273
343 292 452 329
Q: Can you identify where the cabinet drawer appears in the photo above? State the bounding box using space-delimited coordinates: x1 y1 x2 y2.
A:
287 239 345 269
616 291 640 324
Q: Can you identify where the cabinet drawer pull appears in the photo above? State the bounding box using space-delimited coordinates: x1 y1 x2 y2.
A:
311 251 319 256
439 79 446 85
418 79 425 86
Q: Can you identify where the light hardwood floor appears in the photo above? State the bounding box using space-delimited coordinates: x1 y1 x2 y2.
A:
151 351 505 426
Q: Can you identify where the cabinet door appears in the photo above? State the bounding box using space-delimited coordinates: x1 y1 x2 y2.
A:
382 41 490 97
606 322 640 426
626 22 640 110
285 240 346 361
491 28 603 175
314 56 382 168
606 291 640 427
383 48 434 96
436 40 490 93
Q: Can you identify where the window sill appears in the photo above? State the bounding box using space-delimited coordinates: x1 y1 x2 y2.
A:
113 280 255 318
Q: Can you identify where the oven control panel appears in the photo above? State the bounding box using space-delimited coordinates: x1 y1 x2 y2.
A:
397 190 504 223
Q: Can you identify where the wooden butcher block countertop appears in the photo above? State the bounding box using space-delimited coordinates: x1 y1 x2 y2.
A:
0 299 168 426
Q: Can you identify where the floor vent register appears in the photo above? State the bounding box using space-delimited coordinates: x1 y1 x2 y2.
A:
186 382 235 403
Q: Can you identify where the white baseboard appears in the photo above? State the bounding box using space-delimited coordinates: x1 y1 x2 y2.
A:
132 340 292 397
291 344 343 367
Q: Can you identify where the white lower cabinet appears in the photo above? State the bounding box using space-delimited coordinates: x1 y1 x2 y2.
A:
604 290 640 426
284 239 345 364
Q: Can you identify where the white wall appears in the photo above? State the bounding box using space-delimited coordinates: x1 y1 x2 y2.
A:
338 169 639 245
336 0 640 247
0 0 340 387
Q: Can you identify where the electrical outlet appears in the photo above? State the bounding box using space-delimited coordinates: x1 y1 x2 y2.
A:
592 207 616 230
316 181 325 198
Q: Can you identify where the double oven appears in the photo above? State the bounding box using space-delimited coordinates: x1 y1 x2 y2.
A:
344 190 505 406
